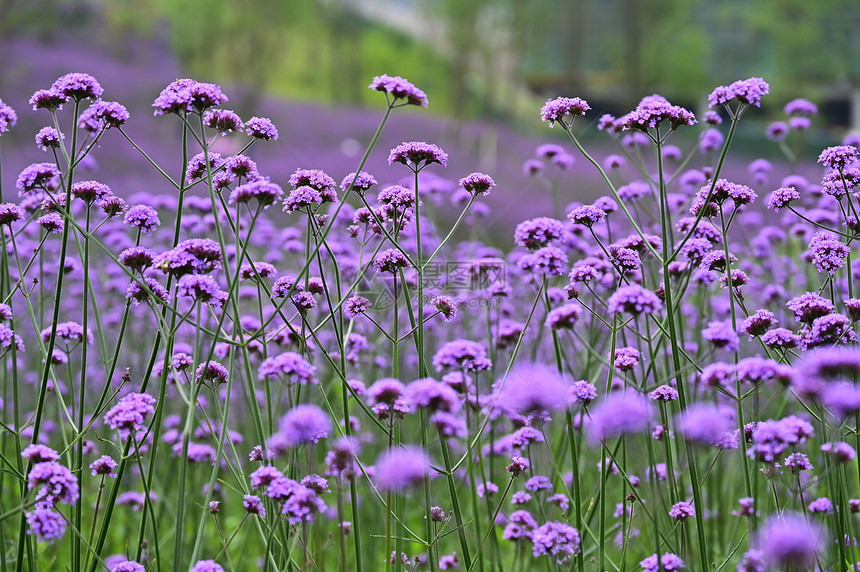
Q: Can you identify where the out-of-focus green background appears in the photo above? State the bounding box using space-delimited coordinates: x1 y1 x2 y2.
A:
3 0 860 128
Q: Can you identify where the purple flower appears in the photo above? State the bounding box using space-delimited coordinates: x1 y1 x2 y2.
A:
784 452 814 474
785 98 818 116
388 141 448 170
89 456 118 478
275 404 331 447
28 462 79 507
110 561 146 572
433 339 491 373
245 116 278 140
25 508 65 542
88 100 130 129
229 180 283 208
16 162 60 194
640 552 685 571
675 403 733 446
369 75 428 107
459 172 495 196
518 246 568 276
808 497 833 515
258 352 316 384
614 347 640 372
51 72 103 101
669 501 695 521
649 385 678 402
123 205 160 236
708 77 769 108
0 203 22 226
496 364 569 413
41 322 93 346
607 285 662 316
741 309 776 337
622 94 696 131
104 392 157 436
702 320 740 352
546 302 582 330
514 217 564 249
35 127 63 151
540 97 590 127
808 232 849 274
177 275 227 307
406 378 460 412
203 109 243 134
21 444 60 464
373 248 412 273
568 205 606 227
818 145 858 170
243 494 266 517
507 456 530 477
587 392 652 443
756 513 825 569
568 380 598 406
375 446 430 491
787 292 834 324
0 99 16 133
821 441 856 463
531 521 581 561
190 561 224 572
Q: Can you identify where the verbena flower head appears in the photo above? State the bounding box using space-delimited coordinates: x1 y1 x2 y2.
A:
459 172 495 196
818 144 859 171
433 339 491 373
276 404 331 446
518 246 568 276
540 97 590 128
0 203 23 225
756 513 825 569
0 99 17 134
640 553 685 572
614 347 640 372
375 446 430 491
104 392 157 436
568 205 606 227
51 72 103 101
123 205 160 236
531 521 581 562
675 403 733 445
808 232 849 275
90 456 118 478
766 186 800 211
29 89 66 112
229 180 283 208
373 248 412 273
21 444 59 464
669 501 695 521
28 462 79 507
496 364 569 414
258 351 317 384
16 162 60 194
88 100 130 129
622 94 696 132
546 302 582 331
514 217 564 249
785 98 818 116
341 171 378 193
406 378 460 412
388 141 448 170
708 77 769 108
587 392 652 444
607 285 662 316
369 75 428 107
245 116 278 140
35 127 62 150
203 109 243 135
25 508 65 543
190 561 224 572
109 561 145 572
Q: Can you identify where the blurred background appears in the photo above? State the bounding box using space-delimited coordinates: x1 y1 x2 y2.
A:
2 0 860 224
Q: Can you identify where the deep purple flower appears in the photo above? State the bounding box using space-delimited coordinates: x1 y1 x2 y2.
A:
123 205 160 236
373 248 412 273
104 392 157 436
388 141 448 169
568 205 606 227
622 94 696 131
640 552 685 572
756 513 825 569
821 441 856 463
518 246 568 276
708 77 769 108
190 561 224 572
369 75 428 107
89 455 118 478
110 561 146 572
702 320 740 352
587 392 652 443
25 508 65 542
531 521 581 561
741 309 776 337
433 339 491 373
540 97 590 127
808 232 849 274
35 127 63 151
21 445 59 464
71 180 110 205
51 72 103 101
669 501 695 521
177 274 226 307
258 351 316 384
649 385 678 402
16 162 60 194
375 446 430 491
0 99 16 133
459 172 495 196
785 98 818 116
88 100 130 128
546 302 582 330
245 116 278 140
514 217 564 249
787 292 834 324
607 285 662 316
818 145 858 170
203 108 243 134
275 404 331 447
808 497 833 515
28 462 79 507
675 403 733 446
406 378 460 412
497 364 569 413
243 494 266 517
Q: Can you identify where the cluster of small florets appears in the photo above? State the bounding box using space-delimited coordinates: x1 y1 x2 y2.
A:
622 94 697 132
708 77 769 108
540 97 590 127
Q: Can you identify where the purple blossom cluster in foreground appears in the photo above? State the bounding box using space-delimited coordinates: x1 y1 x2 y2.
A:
0 71 859 572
